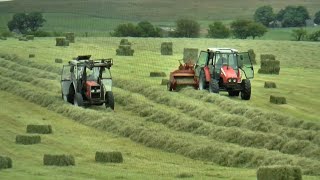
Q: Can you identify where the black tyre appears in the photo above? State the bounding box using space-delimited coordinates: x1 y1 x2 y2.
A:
209 79 219 93
167 82 172 91
74 93 84 107
241 79 251 100
199 70 207 90
105 91 115 110
228 90 240 96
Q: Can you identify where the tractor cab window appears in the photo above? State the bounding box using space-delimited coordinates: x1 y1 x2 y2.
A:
86 67 100 81
196 51 208 67
238 52 254 79
101 68 112 79
215 53 238 69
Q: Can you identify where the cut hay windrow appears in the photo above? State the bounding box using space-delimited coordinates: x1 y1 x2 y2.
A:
43 154 75 166
16 135 41 145
257 166 302 180
0 156 12 169
113 87 320 160
95 151 123 163
1 76 320 175
27 125 52 134
113 78 320 145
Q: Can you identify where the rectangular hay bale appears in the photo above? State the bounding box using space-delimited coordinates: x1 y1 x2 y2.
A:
29 54 35 58
248 49 256 64
0 156 12 169
43 154 75 166
161 42 173 55
183 48 198 63
27 124 53 134
270 95 287 104
65 32 75 43
56 37 69 46
120 39 131 45
55 58 63 63
95 151 123 163
260 54 276 60
264 81 277 88
16 135 41 145
257 166 302 180
150 72 166 77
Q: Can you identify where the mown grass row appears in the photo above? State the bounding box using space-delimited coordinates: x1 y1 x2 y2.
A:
113 78 320 146
1 76 320 175
113 87 320 160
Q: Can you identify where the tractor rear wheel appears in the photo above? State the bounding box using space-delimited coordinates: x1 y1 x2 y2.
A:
241 79 251 100
74 93 84 107
209 79 219 93
105 92 115 110
199 70 206 90
228 90 240 96
167 82 172 91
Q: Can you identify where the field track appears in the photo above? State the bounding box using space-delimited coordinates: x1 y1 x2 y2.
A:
1 54 320 175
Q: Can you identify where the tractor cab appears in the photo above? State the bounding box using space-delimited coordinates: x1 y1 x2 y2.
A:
195 48 254 100
60 55 115 109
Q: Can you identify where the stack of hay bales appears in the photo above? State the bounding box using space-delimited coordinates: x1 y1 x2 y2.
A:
29 54 35 58
43 154 75 166
270 95 287 104
55 58 63 63
65 32 75 43
248 49 257 64
257 166 302 180
56 37 69 46
161 42 173 55
27 125 53 134
0 156 12 169
16 135 41 145
183 48 198 63
116 39 134 56
26 35 34 40
95 151 123 163
150 72 166 77
264 81 277 88
258 54 280 74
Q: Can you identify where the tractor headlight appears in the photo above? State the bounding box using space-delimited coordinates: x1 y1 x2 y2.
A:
96 89 101 93
233 79 237 83
91 89 95 93
228 79 232 82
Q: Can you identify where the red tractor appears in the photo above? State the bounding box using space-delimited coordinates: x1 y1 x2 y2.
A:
195 48 254 100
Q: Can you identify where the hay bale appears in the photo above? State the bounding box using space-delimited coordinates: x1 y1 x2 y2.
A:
264 81 277 88
55 58 63 63
261 54 276 60
56 37 69 46
270 95 287 104
0 37 7 40
16 135 41 145
257 166 302 180
0 156 12 169
18 37 28 41
116 45 134 56
183 48 198 63
120 39 131 45
161 42 173 55
29 54 35 58
43 154 75 166
95 151 123 163
150 72 166 77
26 125 53 134
176 172 194 178
161 79 169 85
65 32 75 43
26 35 34 40
248 49 256 64
258 59 280 74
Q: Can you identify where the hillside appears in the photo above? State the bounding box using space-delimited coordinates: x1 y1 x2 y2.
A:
0 37 320 179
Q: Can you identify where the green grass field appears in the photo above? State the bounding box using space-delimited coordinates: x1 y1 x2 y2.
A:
0 36 320 179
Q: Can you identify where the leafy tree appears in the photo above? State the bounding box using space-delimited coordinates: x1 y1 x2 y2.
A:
174 19 200 38
7 13 28 34
111 23 140 37
247 22 267 39
314 11 320 24
254 5 275 27
7 12 46 34
291 28 307 41
307 30 320 41
277 6 310 27
231 19 267 39
136 21 161 37
207 22 230 38
27 12 46 32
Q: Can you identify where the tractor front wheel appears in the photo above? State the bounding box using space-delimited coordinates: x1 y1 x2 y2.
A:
199 70 206 90
209 79 219 93
74 93 84 107
241 79 251 100
105 92 115 110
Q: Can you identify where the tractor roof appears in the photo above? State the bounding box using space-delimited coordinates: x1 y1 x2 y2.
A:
207 48 238 53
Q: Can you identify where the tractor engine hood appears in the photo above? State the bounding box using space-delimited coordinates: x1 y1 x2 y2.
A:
86 81 99 87
221 66 237 79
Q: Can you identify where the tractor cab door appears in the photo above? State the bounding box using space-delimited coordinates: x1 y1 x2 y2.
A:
238 52 254 79
61 65 72 98
195 51 208 77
